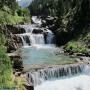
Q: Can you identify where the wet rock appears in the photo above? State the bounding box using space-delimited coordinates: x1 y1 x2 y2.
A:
32 29 43 34
24 84 34 90
13 59 23 71
23 35 31 45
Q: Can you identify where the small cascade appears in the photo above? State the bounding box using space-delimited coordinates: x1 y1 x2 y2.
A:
19 34 30 46
27 64 85 86
32 16 42 25
46 29 55 44
30 34 45 45
19 25 35 33
16 19 55 46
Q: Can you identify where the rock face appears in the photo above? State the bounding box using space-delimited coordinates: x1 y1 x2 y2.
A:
1 25 24 53
0 25 24 71
6 25 26 34
6 35 23 53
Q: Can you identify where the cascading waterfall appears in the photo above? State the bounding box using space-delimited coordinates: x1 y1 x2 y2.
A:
18 33 45 46
30 34 45 45
34 65 90 90
16 16 55 46
46 29 55 44
19 34 30 46
32 16 42 25
18 16 90 90
27 64 85 86
15 16 90 90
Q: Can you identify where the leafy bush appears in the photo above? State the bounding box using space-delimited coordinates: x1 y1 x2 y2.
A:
0 46 13 89
64 41 88 54
0 32 13 89
0 10 31 24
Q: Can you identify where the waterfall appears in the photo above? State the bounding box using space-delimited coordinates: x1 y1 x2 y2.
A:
19 25 34 33
46 29 55 44
19 34 30 46
30 34 45 45
16 16 55 47
32 16 42 25
27 64 85 86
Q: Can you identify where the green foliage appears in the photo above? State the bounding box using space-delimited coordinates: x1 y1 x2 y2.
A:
0 0 31 24
0 31 6 45
29 0 58 16
14 77 26 90
83 33 90 48
17 8 30 16
64 41 88 54
0 9 31 24
0 46 13 88
0 0 18 15
0 31 13 89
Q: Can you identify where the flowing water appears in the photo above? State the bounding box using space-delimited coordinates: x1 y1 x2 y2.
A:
34 66 90 90
35 74 90 90
17 16 90 90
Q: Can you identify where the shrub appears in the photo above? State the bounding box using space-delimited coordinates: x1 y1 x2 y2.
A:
0 32 13 89
64 41 88 54
0 46 12 88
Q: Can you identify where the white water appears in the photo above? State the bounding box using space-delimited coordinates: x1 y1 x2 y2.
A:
35 74 90 90
46 29 55 44
30 34 45 45
34 65 90 90
19 24 37 33
18 16 90 90
27 64 84 86
17 16 55 47
19 34 29 46
32 16 42 25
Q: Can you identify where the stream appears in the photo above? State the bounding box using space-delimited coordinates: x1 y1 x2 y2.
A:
17 16 90 90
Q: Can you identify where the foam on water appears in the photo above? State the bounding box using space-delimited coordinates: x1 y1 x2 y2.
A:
32 16 42 25
35 74 90 90
22 44 55 49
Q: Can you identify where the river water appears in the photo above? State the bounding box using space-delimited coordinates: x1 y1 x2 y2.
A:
35 74 90 90
18 16 90 90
